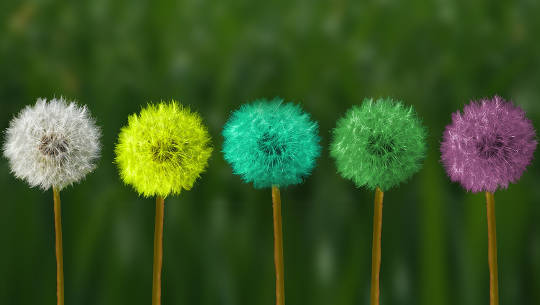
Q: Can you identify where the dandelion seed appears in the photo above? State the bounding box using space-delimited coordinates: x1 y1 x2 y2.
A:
440 96 537 305
330 98 427 191
222 98 321 188
115 100 212 305
3 97 101 305
330 97 427 305
4 98 101 190
441 95 537 193
222 97 321 305
115 101 213 198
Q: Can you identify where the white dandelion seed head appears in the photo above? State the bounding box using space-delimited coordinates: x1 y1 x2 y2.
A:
3 97 101 190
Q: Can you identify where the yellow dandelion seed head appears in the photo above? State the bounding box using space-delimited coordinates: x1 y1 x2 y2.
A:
115 100 213 197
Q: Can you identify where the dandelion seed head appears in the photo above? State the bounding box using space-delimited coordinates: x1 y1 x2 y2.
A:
222 98 321 188
441 96 537 192
3 98 101 190
115 101 213 198
330 98 427 191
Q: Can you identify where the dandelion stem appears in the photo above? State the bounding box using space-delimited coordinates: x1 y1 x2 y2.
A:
152 196 165 305
485 192 499 305
370 187 384 305
272 186 285 305
52 187 64 305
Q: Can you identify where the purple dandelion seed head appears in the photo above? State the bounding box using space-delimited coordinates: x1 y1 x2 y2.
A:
441 96 537 193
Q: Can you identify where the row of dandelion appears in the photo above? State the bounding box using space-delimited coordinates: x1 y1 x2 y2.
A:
3 96 537 305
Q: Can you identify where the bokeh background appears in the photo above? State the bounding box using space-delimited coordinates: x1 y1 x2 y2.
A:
1 0 539 304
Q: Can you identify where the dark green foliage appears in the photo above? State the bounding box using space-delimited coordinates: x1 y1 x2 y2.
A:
1 1 540 305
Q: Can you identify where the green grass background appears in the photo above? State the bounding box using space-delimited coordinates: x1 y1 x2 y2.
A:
1 0 539 304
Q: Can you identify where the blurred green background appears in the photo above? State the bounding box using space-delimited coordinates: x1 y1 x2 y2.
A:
1 0 539 304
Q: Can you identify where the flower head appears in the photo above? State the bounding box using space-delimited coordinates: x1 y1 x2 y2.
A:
3 98 101 190
115 101 212 198
330 98 427 191
441 96 537 193
222 98 321 188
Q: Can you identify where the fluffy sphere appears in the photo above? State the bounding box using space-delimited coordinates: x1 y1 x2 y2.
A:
330 98 427 191
441 96 537 193
222 98 321 188
115 101 212 197
3 98 101 190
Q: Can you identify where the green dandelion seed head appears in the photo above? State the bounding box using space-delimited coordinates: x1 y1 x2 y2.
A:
115 101 213 198
330 98 427 191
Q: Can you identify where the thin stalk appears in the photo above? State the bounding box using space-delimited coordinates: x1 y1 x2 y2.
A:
272 186 285 305
485 192 499 305
52 187 64 305
152 196 165 305
370 187 384 305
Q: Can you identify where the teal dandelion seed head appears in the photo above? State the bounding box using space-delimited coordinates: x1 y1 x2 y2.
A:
330 98 427 191
222 98 321 189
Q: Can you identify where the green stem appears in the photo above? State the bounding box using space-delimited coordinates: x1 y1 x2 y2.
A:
152 196 165 305
53 187 64 305
272 186 285 305
485 192 499 305
370 187 384 305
